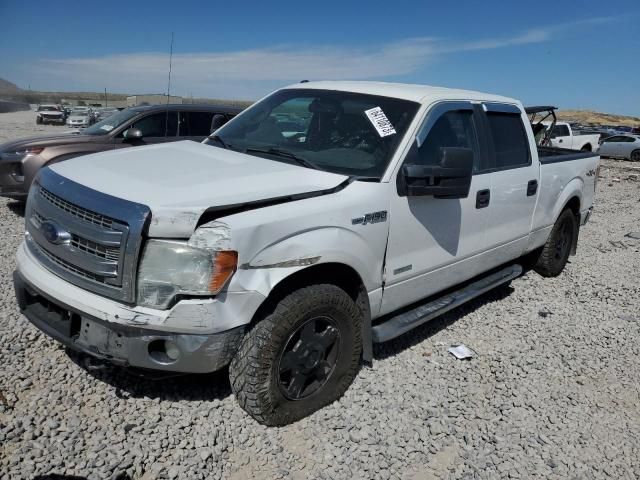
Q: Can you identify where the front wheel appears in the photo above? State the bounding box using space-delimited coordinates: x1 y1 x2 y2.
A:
229 284 362 426
533 208 577 277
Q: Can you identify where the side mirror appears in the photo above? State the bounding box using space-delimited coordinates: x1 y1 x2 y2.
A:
399 147 473 198
210 114 227 133
123 128 143 141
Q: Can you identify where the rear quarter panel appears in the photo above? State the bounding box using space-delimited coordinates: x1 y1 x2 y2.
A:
532 154 599 237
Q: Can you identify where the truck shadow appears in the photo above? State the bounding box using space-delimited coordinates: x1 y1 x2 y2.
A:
66 349 232 402
7 200 25 218
373 283 515 360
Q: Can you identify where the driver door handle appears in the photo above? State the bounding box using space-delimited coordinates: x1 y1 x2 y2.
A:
476 189 490 209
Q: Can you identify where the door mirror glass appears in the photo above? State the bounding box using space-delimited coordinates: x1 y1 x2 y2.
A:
123 128 143 141
401 147 473 198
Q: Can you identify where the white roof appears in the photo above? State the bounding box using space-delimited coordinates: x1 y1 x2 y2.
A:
284 80 520 106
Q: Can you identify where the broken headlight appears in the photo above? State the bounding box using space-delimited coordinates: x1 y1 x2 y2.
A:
136 240 237 309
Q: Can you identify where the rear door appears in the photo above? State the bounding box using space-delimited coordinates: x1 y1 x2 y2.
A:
381 102 493 314
481 103 538 261
178 111 218 141
598 136 623 157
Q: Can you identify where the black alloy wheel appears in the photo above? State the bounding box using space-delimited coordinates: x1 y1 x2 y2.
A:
277 316 340 400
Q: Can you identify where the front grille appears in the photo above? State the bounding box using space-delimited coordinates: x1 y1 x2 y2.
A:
25 169 149 303
39 186 114 229
71 235 120 261
31 240 105 283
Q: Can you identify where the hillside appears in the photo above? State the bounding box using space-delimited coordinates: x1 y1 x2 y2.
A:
0 78 22 93
556 109 640 127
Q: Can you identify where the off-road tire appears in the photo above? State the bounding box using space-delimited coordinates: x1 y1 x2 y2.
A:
630 149 640 162
533 208 577 277
229 284 362 426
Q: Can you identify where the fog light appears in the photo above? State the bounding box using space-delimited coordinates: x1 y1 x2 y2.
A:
148 339 181 364
165 341 181 361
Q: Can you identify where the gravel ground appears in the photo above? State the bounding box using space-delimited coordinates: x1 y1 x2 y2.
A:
1 111 639 479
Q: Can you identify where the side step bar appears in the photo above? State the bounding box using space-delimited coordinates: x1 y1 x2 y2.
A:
372 264 522 343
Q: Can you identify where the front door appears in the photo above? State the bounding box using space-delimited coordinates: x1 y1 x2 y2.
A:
381 102 493 315
114 111 179 148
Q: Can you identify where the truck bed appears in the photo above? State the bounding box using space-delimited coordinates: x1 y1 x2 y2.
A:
537 146 597 164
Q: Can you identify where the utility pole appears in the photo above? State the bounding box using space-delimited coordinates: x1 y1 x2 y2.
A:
104 88 108 107
165 32 174 137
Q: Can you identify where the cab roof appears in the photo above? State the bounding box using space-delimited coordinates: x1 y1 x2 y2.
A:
283 81 521 107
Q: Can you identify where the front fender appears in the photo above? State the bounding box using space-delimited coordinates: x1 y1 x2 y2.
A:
229 226 383 297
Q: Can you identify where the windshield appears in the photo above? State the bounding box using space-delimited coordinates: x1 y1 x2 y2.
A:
38 106 59 112
83 109 139 135
204 89 420 178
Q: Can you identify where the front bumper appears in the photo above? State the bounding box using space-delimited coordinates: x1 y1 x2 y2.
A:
15 271 244 373
0 155 29 199
40 117 65 124
14 241 265 373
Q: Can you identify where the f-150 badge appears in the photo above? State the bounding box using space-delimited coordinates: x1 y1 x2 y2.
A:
352 211 388 225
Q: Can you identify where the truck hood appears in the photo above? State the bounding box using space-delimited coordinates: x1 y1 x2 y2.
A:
49 140 349 237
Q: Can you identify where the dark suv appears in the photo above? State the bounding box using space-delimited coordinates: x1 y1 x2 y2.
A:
0 104 243 200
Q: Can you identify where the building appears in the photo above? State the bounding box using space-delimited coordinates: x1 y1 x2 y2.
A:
126 94 183 107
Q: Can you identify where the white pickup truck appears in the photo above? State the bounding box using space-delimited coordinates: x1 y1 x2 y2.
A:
545 121 600 152
14 81 599 425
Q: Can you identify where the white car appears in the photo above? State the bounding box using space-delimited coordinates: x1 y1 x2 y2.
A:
14 81 600 425
597 135 640 161
66 112 92 128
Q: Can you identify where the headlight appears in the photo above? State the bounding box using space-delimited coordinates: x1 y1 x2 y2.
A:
4 147 44 158
137 240 237 309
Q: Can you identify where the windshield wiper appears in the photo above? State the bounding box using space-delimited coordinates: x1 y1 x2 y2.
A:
207 134 229 149
245 147 321 171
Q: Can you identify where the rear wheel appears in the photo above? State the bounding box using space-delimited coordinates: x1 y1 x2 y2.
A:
631 149 640 162
581 144 592 152
229 284 362 426
533 209 577 277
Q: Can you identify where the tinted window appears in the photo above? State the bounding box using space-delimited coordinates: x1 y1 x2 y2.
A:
603 136 622 143
621 136 637 143
487 113 530 169
409 110 482 171
131 112 178 137
552 124 570 137
181 111 216 136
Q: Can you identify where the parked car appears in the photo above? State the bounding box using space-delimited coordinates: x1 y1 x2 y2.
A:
13 81 600 425
544 121 600 151
597 135 640 161
35 105 66 125
66 111 92 128
0 104 242 200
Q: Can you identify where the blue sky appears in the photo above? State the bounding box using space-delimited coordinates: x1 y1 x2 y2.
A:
1 1 638 115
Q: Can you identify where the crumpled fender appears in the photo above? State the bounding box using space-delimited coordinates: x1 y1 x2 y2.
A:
229 226 383 299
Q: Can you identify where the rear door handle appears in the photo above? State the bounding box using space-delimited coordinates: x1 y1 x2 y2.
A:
527 180 538 196
476 189 490 209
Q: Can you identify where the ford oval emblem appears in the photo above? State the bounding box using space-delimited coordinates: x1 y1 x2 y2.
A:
40 221 72 245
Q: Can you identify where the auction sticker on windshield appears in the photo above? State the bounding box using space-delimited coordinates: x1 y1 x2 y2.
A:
364 107 396 137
